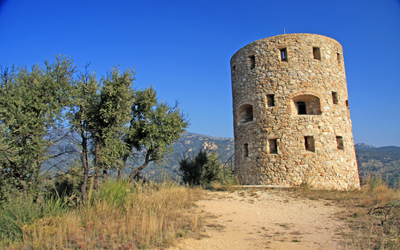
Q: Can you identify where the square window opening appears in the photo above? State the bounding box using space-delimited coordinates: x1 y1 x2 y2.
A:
267 94 275 107
304 136 315 152
280 48 287 62
332 92 339 104
244 143 249 157
336 136 344 150
313 47 321 60
296 102 307 115
248 54 255 69
268 139 278 154
337 52 341 63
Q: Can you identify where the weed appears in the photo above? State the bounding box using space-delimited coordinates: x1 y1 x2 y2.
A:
290 177 400 249
1 180 203 249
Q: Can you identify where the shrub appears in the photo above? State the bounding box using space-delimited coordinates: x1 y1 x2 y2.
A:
178 150 223 187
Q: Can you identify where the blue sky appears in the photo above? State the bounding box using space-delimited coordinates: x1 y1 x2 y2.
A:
0 0 399 146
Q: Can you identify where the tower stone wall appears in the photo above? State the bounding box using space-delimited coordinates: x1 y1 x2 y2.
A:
231 33 360 190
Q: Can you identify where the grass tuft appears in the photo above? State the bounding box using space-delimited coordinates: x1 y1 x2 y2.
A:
0 180 203 249
290 177 400 249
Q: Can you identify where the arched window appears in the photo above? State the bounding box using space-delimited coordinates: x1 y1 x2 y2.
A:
238 104 253 123
291 94 321 115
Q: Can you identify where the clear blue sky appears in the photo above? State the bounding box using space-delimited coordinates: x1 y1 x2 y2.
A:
0 0 399 147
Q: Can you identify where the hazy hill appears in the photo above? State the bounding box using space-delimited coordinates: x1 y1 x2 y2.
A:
46 132 400 186
354 143 400 187
141 132 234 180
145 137 400 187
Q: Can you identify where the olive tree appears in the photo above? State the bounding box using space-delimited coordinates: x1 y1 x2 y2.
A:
0 56 75 195
119 87 188 181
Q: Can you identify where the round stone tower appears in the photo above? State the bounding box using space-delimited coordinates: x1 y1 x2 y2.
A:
231 33 360 190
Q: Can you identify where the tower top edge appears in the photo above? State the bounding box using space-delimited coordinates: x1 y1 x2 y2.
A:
231 33 342 61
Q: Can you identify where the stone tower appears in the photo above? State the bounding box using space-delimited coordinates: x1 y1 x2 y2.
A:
231 33 360 190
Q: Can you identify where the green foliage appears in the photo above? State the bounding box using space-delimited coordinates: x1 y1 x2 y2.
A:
95 180 134 208
0 56 75 196
94 67 135 169
124 87 189 179
178 150 223 186
1 56 188 202
51 164 84 200
0 192 69 241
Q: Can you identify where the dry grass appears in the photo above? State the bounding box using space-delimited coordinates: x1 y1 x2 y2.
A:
2 180 203 250
290 178 400 249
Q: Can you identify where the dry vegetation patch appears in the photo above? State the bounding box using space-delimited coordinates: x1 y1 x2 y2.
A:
289 179 400 249
1 181 204 250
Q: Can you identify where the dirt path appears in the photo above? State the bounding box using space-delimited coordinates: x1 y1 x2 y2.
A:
170 189 350 250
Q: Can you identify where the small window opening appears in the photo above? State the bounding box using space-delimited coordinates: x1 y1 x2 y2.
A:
336 136 344 150
248 54 255 69
267 94 275 107
345 100 349 108
304 136 315 152
232 64 236 71
296 102 307 115
268 139 278 154
337 52 341 63
244 143 249 157
238 104 253 123
313 47 321 60
280 48 287 62
332 92 339 104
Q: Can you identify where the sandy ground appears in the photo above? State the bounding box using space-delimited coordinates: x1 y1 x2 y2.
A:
169 189 350 250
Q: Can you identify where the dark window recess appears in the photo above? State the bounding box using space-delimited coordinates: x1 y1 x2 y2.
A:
248 54 255 69
345 100 349 108
313 47 321 60
232 64 236 71
304 136 315 152
267 94 275 107
296 102 307 115
269 139 278 154
244 143 249 157
336 136 344 150
337 52 341 63
280 48 287 61
238 104 253 123
332 92 339 104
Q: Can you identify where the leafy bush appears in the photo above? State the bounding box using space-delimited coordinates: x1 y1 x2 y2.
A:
51 164 83 199
178 150 223 187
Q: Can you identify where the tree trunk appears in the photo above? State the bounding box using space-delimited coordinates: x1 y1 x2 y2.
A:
129 150 153 181
93 142 100 189
80 131 89 202
117 155 129 181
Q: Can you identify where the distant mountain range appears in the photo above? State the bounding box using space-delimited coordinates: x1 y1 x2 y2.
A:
354 143 400 187
144 134 400 186
45 132 400 187
140 132 234 181
355 143 400 152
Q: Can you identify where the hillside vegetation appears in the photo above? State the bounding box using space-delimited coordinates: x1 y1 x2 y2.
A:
355 143 400 187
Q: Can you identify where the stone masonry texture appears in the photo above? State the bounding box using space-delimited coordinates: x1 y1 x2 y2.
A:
231 33 360 190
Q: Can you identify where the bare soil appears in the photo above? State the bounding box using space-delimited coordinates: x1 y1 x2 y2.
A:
169 189 351 250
